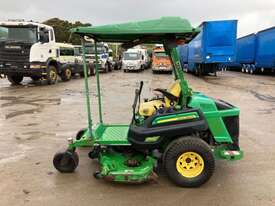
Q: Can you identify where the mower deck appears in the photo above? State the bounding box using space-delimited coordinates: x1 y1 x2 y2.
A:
98 150 156 183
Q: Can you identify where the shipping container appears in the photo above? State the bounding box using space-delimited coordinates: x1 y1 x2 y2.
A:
187 20 237 75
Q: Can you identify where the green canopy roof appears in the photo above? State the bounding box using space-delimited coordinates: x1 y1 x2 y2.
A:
72 17 199 47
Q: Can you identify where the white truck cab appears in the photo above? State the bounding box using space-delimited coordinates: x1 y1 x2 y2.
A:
0 20 68 84
122 48 145 72
133 46 150 69
83 42 114 73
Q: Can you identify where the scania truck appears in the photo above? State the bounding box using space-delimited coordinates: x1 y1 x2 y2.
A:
0 20 74 84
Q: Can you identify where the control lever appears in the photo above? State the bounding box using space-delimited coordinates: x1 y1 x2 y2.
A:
132 81 144 123
139 81 144 95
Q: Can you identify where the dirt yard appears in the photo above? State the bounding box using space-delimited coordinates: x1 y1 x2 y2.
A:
1 70 275 206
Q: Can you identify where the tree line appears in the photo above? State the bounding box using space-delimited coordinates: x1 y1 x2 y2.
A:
42 18 91 45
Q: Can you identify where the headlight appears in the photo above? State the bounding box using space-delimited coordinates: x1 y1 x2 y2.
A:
30 65 41 69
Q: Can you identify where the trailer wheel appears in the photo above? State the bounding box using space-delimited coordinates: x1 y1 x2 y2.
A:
46 66 58 85
164 137 215 187
61 67 72 82
7 75 23 85
53 150 79 173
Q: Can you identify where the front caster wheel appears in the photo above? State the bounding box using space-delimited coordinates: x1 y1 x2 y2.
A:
93 171 102 179
53 150 79 173
76 128 86 140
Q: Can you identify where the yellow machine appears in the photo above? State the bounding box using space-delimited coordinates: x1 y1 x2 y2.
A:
139 80 181 116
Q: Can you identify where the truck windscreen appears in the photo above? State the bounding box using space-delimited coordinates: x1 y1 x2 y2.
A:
0 26 37 43
84 46 106 54
123 53 140 60
154 52 168 58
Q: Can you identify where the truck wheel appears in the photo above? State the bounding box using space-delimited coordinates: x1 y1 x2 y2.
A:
104 63 109 73
53 150 79 173
89 65 95 76
164 137 215 187
109 63 113 72
61 67 72 82
7 75 23 85
46 66 58 85
80 67 91 78
114 63 118 70
90 68 95 76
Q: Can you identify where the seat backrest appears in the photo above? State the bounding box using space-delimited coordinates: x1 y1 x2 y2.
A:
164 80 181 107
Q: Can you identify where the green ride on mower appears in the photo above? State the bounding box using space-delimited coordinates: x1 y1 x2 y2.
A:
53 17 243 187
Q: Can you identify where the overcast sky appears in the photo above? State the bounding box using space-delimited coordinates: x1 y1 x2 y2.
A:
1 0 275 37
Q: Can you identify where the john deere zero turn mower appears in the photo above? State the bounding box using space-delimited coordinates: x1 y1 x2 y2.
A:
53 17 243 187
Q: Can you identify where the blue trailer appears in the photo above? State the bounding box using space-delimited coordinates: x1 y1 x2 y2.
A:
186 20 237 75
223 27 275 74
255 27 275 72
177 44 188 71
232 33 257 73
220 33 257 73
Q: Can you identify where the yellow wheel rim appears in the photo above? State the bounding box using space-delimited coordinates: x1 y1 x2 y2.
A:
176 152 204 178
50 70 57 80
66 69 71 77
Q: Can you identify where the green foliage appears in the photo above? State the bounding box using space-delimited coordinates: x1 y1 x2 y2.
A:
42 18 91 45
108 43 124 58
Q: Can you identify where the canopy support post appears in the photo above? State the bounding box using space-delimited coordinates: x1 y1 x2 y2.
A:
81 38 93 131
94 41 103 123
165 42 192 107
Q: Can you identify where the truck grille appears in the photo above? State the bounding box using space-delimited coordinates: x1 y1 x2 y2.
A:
0 43 31 63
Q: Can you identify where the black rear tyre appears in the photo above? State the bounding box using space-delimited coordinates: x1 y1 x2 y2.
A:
7 75 23 85
53 150 79 173
164 137 215 187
